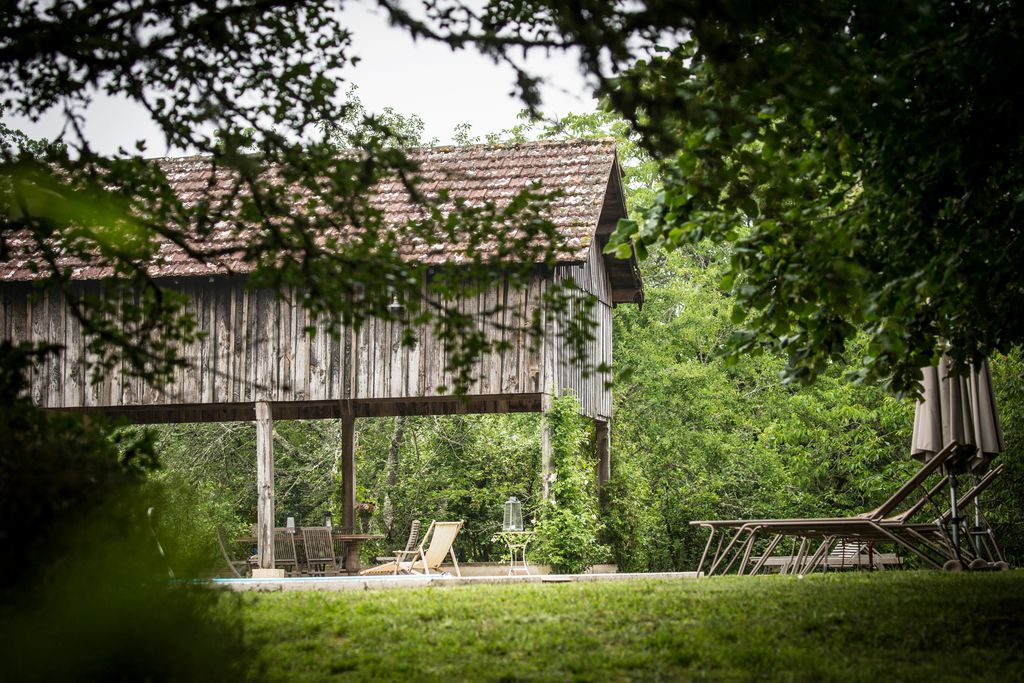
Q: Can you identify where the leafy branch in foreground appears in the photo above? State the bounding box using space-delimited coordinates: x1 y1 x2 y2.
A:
385 0 1024 394
0 3 590 394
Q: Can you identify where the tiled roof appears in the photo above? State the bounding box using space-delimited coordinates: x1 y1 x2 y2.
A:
1 139 619 281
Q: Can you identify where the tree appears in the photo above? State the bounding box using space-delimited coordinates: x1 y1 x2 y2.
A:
606 244 918 571
381 0 1024 394
0 3 587 394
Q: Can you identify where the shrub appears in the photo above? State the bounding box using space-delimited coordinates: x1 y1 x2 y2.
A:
0 342 251 681
533 394 609 573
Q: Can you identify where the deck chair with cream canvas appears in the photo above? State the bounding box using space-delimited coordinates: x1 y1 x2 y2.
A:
360 521 463 577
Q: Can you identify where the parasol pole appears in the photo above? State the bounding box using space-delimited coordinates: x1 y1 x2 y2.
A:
947 471 963 564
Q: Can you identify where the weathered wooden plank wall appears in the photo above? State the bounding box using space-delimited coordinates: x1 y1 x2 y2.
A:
1 268 611 420
551 243 614 420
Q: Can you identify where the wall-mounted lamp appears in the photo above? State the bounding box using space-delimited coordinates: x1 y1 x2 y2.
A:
388 292 404 316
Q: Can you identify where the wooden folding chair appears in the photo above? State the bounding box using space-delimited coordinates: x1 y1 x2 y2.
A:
301 526 339 576
376 519 421 564
273 527 299 574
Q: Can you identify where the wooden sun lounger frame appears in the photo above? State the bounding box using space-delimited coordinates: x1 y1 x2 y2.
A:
375 519 422 564
359 520 464 577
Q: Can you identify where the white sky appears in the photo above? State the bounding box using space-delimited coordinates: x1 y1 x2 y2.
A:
3 2 596 156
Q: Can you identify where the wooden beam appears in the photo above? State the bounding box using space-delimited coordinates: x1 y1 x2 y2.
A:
255 401 275 570
595 418 610 487
341 414 356 534
595 418 611 510
50 392 546 424
541 413 553 501
610 288 642 304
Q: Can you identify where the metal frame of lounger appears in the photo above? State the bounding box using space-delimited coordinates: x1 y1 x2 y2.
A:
692 442 962 576
730 519 938 576
725 477 996 577
887 463 1006 566
698 460 1005 576
752 538 901 574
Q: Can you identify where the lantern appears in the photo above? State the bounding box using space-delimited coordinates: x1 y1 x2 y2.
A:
387 292 404 315
503 496 523 532
286 516 296 534
325 512 333 530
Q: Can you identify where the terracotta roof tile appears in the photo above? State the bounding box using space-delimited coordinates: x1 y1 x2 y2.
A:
1 139 618 281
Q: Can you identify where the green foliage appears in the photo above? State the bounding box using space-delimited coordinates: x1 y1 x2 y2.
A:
986 349 1024 564
504 111 930 572
1 499 251 683
605 244 918 571
356 414 542 562
322 85 437 149
148 413 544 567
601 2 1024 393
0 345 250 680
533 394 608 573
386 1 1024 393
0 341 159 590
242 573 1024 681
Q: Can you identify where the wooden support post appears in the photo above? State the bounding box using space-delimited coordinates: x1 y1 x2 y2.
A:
595 418 611 488
595 418 611 510
541 288 555 502
341 414 356 534
340 413 359 573
541 413 553 501
255 401 277 572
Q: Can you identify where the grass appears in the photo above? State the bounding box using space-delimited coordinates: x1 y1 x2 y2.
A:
241 571 1024 682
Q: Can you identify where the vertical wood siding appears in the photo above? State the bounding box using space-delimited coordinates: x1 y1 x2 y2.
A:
0 270 610 417
550 244 614 420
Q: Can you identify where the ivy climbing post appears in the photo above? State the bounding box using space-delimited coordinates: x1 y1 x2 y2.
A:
533 394 610 574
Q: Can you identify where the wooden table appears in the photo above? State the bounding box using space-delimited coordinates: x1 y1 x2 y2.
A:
236 531 384 575
331 533 384 574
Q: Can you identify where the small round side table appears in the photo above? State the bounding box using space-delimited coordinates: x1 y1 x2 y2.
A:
494 530 535 576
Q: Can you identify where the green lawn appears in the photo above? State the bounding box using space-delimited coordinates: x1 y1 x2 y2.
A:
241 572 1024 682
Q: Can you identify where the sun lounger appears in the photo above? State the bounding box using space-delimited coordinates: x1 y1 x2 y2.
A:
691 443 961 575
360 521 463 577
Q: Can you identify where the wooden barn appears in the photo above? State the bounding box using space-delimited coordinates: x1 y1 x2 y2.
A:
0 139 643 573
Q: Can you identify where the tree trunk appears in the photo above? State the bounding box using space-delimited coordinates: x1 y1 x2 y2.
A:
382 416 407 534
387 416 406 489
